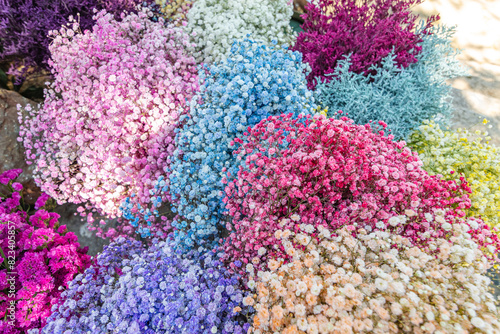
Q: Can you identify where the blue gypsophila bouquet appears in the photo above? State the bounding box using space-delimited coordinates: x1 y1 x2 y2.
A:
122 38 315 247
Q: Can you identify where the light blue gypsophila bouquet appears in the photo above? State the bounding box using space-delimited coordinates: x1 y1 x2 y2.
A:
315 23 467 140
123 38 316 247
42 237 252 334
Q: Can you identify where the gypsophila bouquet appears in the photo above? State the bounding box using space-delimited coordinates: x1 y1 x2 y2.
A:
43 237 253 334
409 120 500 233
0 169 90 334
18 9 198 238
315 23 467 141
222 114 480 273
183 0 295 63
0 0 147 83
246 217 500 333
146 39 315 247
153 0 195 25
41 237 143 334
291 0 435 89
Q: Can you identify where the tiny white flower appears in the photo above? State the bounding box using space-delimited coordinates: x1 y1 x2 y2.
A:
471 317 486 329
310 284 322 296
374 278 388 291
442 223 452 231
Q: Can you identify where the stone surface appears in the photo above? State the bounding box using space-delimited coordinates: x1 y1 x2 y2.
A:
449 88 500 145
0 88 41 204
53 203 110 256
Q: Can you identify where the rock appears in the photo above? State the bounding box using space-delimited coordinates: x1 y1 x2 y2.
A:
0 88 41 204
293 0 308 12
52 203 111 256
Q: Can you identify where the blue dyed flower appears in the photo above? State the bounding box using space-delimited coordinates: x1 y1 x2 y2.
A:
148 38 315 247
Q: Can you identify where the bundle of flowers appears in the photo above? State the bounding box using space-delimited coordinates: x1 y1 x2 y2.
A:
43 237 252 334
0 169 90 334
183 0 295 63
246 219 500 333
291 0 435 89
409 119 500 232
144 39 315 247
18 9 198 238
153 0 195 25
221 114 500 273
0 0 146 83
314 24 467 140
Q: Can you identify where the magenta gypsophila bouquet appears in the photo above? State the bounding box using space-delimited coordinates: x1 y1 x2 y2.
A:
291 0 436 89
0 169 91 333
222 114 500 274
18 9 198 237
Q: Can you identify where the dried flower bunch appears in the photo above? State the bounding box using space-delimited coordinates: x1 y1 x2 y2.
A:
43 237 253 334
292 0 435 89
410 119 500 233
247 219 500 333
184 0 295 63
18 9 198 238
153 0 195 25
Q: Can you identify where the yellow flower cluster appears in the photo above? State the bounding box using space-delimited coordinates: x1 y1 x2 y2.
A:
409 120 500 232
318 107 328 117
155 0 194 25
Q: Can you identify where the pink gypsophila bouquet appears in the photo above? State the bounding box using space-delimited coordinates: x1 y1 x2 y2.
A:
18 9 198 234
222 114 487 274
0 169 91 333
291 0 436 89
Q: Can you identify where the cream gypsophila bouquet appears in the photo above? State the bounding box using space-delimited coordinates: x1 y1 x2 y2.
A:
244 210 500 334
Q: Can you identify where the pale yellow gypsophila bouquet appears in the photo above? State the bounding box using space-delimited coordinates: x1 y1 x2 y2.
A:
409 119 500 234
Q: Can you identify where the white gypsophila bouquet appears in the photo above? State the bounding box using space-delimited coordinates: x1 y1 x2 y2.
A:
184 0 295 63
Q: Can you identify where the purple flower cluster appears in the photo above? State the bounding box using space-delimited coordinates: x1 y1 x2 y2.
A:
43 237 252 334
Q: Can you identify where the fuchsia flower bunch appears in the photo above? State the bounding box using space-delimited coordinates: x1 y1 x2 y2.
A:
291 0 436 88
221 114 500 273
18 9 198 237
0 169 90 333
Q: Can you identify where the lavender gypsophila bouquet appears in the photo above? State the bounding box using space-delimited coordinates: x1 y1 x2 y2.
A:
43 237 252 334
